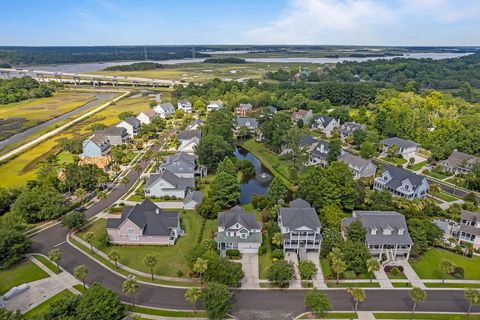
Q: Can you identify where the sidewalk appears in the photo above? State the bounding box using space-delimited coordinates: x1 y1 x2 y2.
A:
285 252 301 289
373 268 393 288
357 312 376 320
397 258 426 289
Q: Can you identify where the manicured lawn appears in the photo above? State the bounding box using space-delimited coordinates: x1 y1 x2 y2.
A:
381 156 407 166
240 139 294 189
202 218 217 241
408 160 428 171
386 271 407 280
258 251 272 280
446 176 467 188
326 281 380 288
411 248 480 280
321 258 370 280
392 282 412 288
77 210 205 277
425 282 480 288
430 191 459 202
425 170 452 180
374 313 480 319
126 305 207 318
300 312 358 319
0 258 49 294
56 151 75 165
73 284 86 292
24 289 75 319
33 254 62 274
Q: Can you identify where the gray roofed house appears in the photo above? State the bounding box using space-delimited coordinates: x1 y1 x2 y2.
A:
278 199 322 254
374 164 428 199
281 135 318 155
116 116 141 137
177 99 192 113
177 130 202 141
308 140 330 166
342 211 413 263
96 126 129 145
154 102 176 118
207 100 224 112
338 152 377 180
312 115 340 137
340 122 366 141
183 191 204 210
81 134 111 158
186 119 203 130
381 137 419 160
459 210 480 250
106 199 181 245
236 117 258 136
440 149 480 174
161 152 197 178
215 206 262 254
144 169 195 199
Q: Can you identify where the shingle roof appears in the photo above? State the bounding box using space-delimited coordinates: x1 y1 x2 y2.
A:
162 152 196 174
381 164 425 190
343 211 413 246
157 102 175 113
236 117 258 129
314 115 335 127
177 130 201 140
279 199 321 230
218 206 261 230
442 150 480 169
140 109 158 118
339 152 373 171
88 134 110 151
96 126 128 137
300 135 318 146
310 140 329 158
341 122 365 135
460 210 480 236
292 109 310 119
124 116 141 128
178 99 191 105
145 169 195 190
107 199 179 236
238 103 253 110
381 137 418 149
184 191 204 204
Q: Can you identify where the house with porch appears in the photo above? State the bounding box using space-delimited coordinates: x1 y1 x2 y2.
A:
177 99 192 113
154 102 175 118
106 199 181 245
308 140 331 167
235 117 258 136
281 135 317 155
160 152 206 178
338 152 377 180
116 116 141 138
278 199 322 257
311 115 340 137
207 100 224 112
342 211 413 264
459 210 480 250
137 109 158 125
144 169 195 199
215 206 262 254
96 127 130 145
373 164 429 199
81 134 111 158
439 150 480 174
380 137 419 160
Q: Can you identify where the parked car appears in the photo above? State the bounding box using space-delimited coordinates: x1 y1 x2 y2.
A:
3 284 30 300
74 207 86 213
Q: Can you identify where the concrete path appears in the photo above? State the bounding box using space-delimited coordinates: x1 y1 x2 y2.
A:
121 200 184 209
285 252 301 288
373 268 393 288
397 258 426 289
239 254 260 289
306 252 327 288
357 311 376 320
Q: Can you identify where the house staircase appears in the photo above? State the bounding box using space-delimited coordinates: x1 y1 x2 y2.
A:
382 249 396 266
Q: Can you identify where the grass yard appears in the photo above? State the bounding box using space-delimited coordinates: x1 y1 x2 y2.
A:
425 282 480 288
386 271 407 280
202 218 217 241
24 289 75 319
380 156 407 166
374 313 480 319
321 258 370 280
299 312 358 319
56 151 75 165
392 282 412 288
33 254 62 274
258 250 272 279
411 248 480 280
0 258 49 295
425 170 453 180
446 176 468 188
240 139 293 189
326 281 380 288
430 191 459 202
408 160 428 171
126 305 207 318
77 210 204 277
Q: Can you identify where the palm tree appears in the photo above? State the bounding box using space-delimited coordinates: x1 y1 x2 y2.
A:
143 254 158 281
97 174 109 190
329 248 346 285
48 249 63 273
122 276 139 307
429 183 442 196
108 250 121 269
84 232 95 252
75 188 87 205
366 258 381 283
440 259 454 283
464 288 480 316
409 287 427 317
133 163 142 177
184 287 202 314
74 265 89 290
347 287 366 312
193 258 208 285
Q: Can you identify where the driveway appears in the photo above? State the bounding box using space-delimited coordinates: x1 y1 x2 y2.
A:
239 253 259 288
306 251 327 288
284 251 301 288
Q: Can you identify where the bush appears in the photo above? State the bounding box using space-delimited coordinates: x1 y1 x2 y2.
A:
252 195 273 210
272 249 284 260
390 266 401 276
226 249 240 259
452 266 464 278
384 265 404 273
344 271 356 280
98 230 110 247
258 243 267 255
298 260 318 280
177 270 184 277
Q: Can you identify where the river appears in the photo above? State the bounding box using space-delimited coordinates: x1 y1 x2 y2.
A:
28 52 473 74
234 147 273 204
0 92 117 151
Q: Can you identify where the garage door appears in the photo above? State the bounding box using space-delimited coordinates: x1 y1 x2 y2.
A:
240 248 258 254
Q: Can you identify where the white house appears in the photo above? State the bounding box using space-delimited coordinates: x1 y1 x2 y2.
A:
137 109 158 125
381 137 419 160
154 102 175 118
144 169 195 199
374 165 429 199
177 99 192 113
116 117 141 138
207 100 224 112
183 191 204 210
311 115 340 137
459 210 480 250
178 137 200 154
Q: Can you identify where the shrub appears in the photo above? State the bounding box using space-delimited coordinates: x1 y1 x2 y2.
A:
384 265 404 273
226 249 240 259
258 243 266 255
98 230 110 247
272 249 284 260
452 272 464 279
252 195 273 210
344 271 356 280
390 266 401 276
177 270 184 277
452 266 464 278
298 260 317 280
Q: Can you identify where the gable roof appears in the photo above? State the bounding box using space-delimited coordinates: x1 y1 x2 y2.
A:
184 191 204 204
443 150 480 168
162 152 196 174
218 205 261 230
236 117 258 129
106 199 179 236
124 116 141 128
380 164 426 190
156 102 175 113
300 135 318 147
139 109 158 118
292 109 310 119
340 122 365 135
96 126 128 138
145 169 195 190
314 115 336 127
208 100 224 107
310 140 329 158
279 199 321 230
177 130 202 140
178 99 191 105
339 152 373 171
460 210 480 236
186 119 203 130
343 211 413 246
85 134 110 151
238 103 253 110
381 137 418 149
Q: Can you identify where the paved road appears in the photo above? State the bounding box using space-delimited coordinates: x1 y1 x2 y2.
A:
0 92 116 151
29 137 480 319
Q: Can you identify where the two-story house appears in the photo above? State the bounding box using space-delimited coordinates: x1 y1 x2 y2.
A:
161 152 197 178
439 150 480 174
278 199 322 255
340 122 366 141
311 115 340 137
281 135 318 155
235 117 258 136
177 99 192 113
373 164 429 199
291 109 313 125
458 210 480 250
207 100 224 112
106 199 181 245
308 140 331 167
342 211 413 264
81 134 111 158
380 137 419 160
116 116 141 138
177 130 202 143
186 119 204 130
137 109 158 125
236 103 253 117
144 169 195 199
96 127 130 145
215 206 262 254
154 102 175 118
338 152 377 180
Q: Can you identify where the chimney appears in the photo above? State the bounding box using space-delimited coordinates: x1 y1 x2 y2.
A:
156 208 160 214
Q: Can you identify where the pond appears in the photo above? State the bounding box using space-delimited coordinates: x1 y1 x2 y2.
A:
234 147 273 204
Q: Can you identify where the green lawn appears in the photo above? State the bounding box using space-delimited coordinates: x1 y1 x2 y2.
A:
202 218 217 241
425 282 480 288
392 282 412 288
77 211 205 277
326 281 380 288
0 259 49 294
321 258 370 280
374 313 480 319
431 191 459 202
411 248 480 280
24 289 75 319
408 160 428 171
386 271 407 280
425 170 453 180
381 157 407 166
240 139 294 189
33 254 62 274
73 284 86 292
56 151 75 165
299 312 358 319
446 176 467 188
126 305 207 318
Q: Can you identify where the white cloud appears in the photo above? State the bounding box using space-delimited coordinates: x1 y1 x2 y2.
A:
243 0 480 45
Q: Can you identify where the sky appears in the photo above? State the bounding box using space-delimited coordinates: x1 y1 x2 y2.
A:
1 0 479 46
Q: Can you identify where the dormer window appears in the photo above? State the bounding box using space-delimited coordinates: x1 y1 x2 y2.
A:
383 227 392 235
371 228 377 235
398 228 404 235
